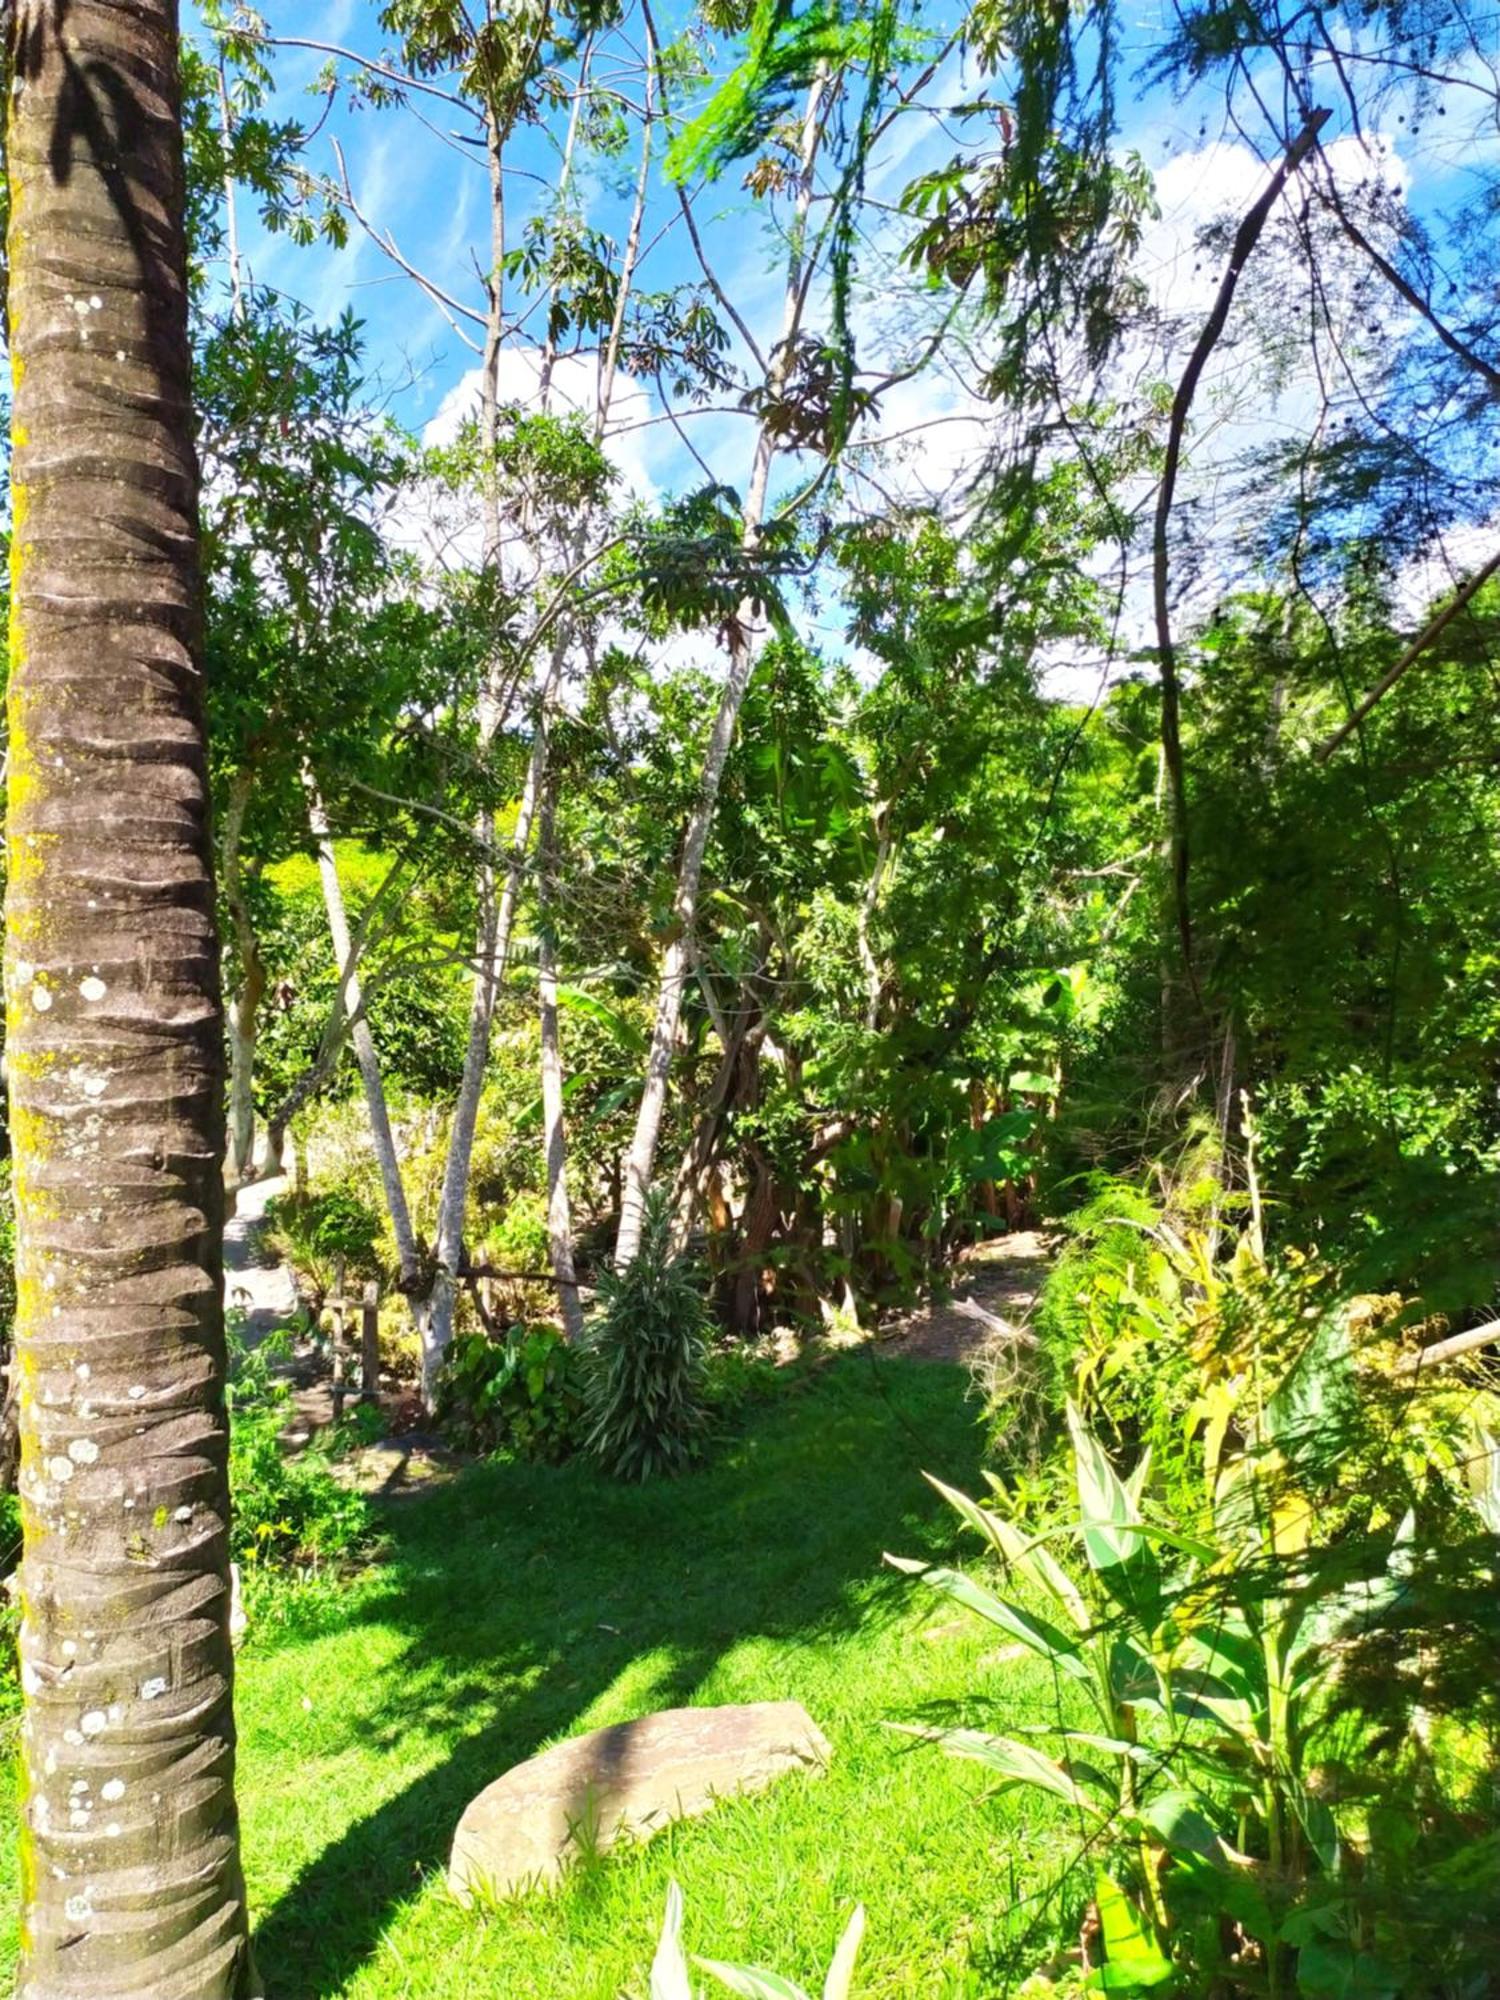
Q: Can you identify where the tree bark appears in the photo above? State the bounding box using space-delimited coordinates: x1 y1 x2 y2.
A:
305 780 421 1295
5 4 255 1993
421 688 553 1399
415 76 512 1407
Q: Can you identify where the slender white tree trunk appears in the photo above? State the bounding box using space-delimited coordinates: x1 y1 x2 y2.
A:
530 15 660 1301
421 676 558 1397
306 778 422 1292
414 89 512 1405
614 70 828 1269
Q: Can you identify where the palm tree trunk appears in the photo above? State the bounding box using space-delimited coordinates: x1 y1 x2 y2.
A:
6 4 255 1993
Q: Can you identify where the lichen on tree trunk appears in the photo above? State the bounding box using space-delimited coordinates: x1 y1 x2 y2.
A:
5 3 255 1993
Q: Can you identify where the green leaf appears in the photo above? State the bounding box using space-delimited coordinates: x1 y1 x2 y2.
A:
1067 1404 1160 1616
890 1724 1100 1810
1288 1779 1341 1874
924 1473 1090 1630
1067 1401 1143 1571
1136 1789 1249 1869
822 1906 865 2000
557 985 649 1056
695 1961 811 2000
1102 1635 1154 1708
885 1555 1091 1681
651 1882 695 2000
1091 1871 1174 1990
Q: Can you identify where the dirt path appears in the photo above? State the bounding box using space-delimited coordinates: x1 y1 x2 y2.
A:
224 1174 299 1344
224 1176 461 1493
879 1229 1055 1365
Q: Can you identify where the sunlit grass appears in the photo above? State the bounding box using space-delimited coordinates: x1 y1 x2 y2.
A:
3 1355 1076 1996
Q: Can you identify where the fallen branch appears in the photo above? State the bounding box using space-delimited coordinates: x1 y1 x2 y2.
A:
1395 1317 1500 1377
953 1296 1037 1345
1314 550 1500 760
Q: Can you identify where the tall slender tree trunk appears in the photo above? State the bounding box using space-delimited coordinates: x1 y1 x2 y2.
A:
305 781 422 1294
614 68 828 1270
530 21 659 1307
415 88 511 1407
536 772 584 1343
425 28 661 1391
422 691 554 1396
6 4 255 1992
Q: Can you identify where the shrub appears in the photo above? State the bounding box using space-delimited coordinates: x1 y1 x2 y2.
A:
226 1327 370 1571
996 1173 1162 1447
896 1216 1500 1999
438 1324 585 1462
263 1181 382 1303
584 1191 709 1481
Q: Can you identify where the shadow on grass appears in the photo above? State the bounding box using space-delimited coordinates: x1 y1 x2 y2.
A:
250 1350 985 1999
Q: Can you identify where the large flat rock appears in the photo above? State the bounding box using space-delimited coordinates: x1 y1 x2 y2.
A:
448 1700 832 1901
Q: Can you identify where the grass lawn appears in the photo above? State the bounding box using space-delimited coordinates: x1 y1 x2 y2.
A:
2 1355 1079 1997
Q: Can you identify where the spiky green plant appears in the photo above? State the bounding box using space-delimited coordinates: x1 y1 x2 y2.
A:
585 1191 710 1481
650 1879 866 1999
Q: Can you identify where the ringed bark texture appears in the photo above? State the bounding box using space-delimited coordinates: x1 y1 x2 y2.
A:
6 4 254 1994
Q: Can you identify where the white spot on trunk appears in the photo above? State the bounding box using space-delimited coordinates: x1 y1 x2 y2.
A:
105 1822 121 1838
64 1894 92 1921
75 1362 90 1381
31 984 52 1012
48 1457 74 1482
127 1385 146 1401
139 1676 167 1701
80 1710 106 1736
79 976 108 1002
67 1439 98 1465
100 1779 125 1802
174 1505 192 1522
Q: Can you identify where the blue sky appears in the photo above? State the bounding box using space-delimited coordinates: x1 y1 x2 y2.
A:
186 3 1500 664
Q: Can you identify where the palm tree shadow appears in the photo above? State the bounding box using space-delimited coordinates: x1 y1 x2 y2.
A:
249 1353 983 1997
